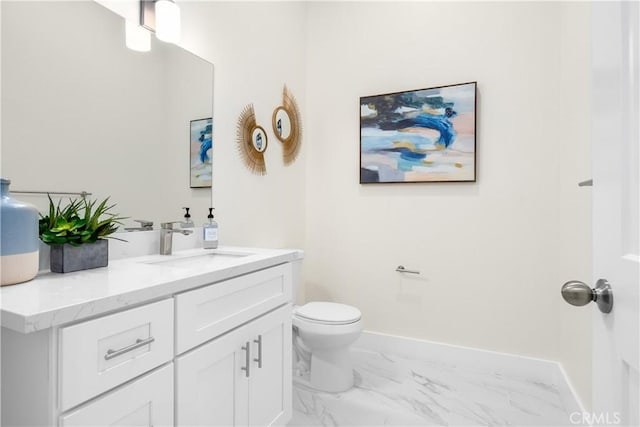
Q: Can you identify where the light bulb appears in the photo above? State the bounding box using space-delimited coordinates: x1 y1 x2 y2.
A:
155 0 181 44
125 21 151 52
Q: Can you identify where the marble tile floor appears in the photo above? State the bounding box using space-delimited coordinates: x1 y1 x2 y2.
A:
289 349 574 427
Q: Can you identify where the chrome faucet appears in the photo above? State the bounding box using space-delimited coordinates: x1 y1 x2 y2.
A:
124 219 154 232
160 222 193 255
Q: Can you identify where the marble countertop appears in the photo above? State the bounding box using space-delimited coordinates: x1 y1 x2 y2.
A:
0 246 303 334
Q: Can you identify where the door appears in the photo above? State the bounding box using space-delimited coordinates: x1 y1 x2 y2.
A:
175 324 250 427
247 306 292 427
592 1 640 425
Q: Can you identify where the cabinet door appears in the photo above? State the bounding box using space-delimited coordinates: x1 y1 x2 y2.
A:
248 305 292 427
176 323 250 426
60 364 173 427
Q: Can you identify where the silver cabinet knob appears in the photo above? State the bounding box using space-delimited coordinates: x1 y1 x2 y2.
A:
561 279 613 314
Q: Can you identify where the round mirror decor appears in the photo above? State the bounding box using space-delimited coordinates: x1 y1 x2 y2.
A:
236 104 267 175
272 85 302 165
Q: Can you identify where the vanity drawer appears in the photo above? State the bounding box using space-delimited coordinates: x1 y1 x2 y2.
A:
60 364 173 427
176 263 292 353
59 299 174 411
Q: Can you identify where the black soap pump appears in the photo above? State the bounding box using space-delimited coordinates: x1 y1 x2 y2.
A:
203 208 218 249
181 207 194 228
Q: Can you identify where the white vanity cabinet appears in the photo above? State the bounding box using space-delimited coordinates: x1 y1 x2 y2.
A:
175 262 293 426
176 305 291 426
1 298 176 427
1 250 301 427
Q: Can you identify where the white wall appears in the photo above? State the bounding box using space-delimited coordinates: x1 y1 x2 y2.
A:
555 1 592 407
178 1 308 248
303 1 592 405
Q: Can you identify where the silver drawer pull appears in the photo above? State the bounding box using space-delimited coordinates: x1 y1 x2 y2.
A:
253 335 263 368
241 342 251 377
104 337 155 360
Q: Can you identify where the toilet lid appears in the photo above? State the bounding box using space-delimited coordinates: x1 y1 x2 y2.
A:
294 302 361 325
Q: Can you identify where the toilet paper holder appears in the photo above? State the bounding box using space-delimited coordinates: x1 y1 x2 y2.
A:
396 265 420 275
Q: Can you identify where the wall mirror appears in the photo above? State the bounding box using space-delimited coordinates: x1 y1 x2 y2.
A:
252 127 269 153
273 108 292 141
271 85 301 165
1 1 214 228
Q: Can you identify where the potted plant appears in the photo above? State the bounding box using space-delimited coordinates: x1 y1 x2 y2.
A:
39 195 125 273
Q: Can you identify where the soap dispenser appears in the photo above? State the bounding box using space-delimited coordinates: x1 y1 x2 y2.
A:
203 208 218 249
181 207 194 228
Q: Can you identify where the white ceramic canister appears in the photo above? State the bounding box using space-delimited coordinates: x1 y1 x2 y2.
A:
0 178 39 286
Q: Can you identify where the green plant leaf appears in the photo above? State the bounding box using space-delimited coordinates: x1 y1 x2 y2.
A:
39 195 125 246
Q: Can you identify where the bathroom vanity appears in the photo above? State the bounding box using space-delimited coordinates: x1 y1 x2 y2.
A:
0 247 302 426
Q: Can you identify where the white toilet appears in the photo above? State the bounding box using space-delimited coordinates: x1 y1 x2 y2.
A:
293 302 363 393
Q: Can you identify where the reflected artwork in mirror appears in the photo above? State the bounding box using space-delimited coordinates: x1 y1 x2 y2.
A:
190 118 213 188
272 85 302 165
252 127 268 154
273 108 292 141
0 1 214 227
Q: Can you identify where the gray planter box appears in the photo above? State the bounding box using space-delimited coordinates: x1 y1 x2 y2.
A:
50 239 109 273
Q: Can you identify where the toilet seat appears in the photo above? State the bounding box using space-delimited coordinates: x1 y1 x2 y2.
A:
294 302 361 325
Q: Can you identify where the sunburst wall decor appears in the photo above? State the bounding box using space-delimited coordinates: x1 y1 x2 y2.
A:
272 85 302 165
236 104 268 175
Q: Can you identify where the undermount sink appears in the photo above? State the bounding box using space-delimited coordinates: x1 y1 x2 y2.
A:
141 250 253 268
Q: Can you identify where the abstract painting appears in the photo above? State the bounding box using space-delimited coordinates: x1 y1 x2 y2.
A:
360 82 476 183
190 117 212 188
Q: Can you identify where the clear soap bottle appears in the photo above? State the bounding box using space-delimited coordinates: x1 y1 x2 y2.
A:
203 208 218 249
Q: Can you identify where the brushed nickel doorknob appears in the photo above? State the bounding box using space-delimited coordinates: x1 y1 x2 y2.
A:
561 279 613 314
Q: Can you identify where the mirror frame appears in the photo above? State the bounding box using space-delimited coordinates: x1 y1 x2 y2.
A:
272 85 302 165
236 104 267 175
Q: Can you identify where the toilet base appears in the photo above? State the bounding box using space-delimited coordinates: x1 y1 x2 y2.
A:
308 347 354 393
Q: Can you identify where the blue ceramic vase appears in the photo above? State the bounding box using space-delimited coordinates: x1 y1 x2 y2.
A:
0 178 39 286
